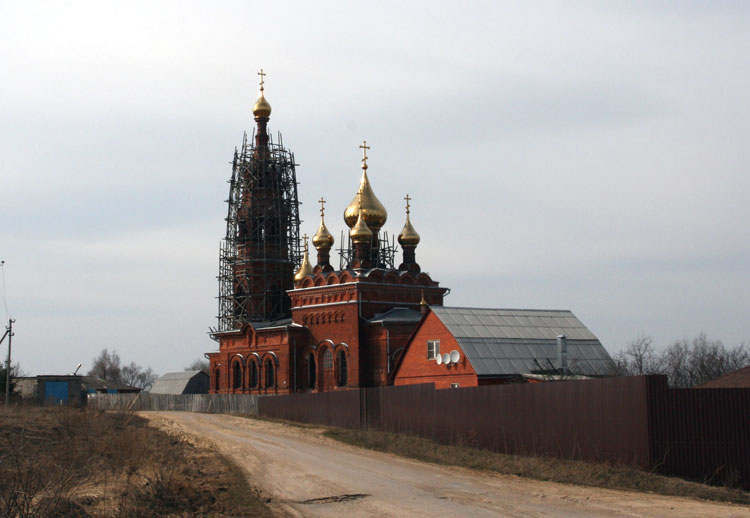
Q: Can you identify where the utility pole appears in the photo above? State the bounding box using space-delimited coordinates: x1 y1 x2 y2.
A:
2 319 14 407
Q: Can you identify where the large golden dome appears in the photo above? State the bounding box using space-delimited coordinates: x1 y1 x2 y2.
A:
344 143 387 230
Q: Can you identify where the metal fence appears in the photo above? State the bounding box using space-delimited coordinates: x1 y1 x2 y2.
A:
89 393 258 414
90 376 750 488
256 376 749 488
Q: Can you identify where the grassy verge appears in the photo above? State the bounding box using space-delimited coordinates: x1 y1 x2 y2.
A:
0 406 274 518
323 427 750 505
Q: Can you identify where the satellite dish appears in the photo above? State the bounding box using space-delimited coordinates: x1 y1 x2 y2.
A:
435 354 442 365
450 350 460 364
442 353 451 365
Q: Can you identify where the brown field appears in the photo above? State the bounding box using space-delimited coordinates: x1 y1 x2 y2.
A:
0 407 274 518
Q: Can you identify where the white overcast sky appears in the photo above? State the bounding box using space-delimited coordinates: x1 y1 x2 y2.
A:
1 1 748 376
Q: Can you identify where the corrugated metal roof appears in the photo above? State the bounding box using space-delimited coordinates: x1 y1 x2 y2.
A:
150 371 209 394
369 307 423 324
430 307 615 377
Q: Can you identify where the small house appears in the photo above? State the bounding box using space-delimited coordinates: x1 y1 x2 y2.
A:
393 306 615 389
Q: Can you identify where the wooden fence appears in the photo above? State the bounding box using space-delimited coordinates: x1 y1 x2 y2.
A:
88 392 258 415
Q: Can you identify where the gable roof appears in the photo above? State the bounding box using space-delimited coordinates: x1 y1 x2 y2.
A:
368 307 423 324
150 371 209 394
697 366 750 388
430 306 615 377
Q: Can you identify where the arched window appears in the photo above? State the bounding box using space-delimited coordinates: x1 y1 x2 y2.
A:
336 350 348 386
214 369 220 391
265 359 275 388
323 349 333 369
232 361 242 390
307 353 316 388
249 361 258 388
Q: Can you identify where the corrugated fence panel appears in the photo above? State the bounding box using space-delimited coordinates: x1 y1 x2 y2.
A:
257 389 360 428
378 377 652 466
650 386 750 488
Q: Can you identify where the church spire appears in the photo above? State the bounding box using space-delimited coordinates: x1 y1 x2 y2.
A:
343 141 387 231
398 194 421 273
294 234 314 283
313 197 334 272
252 68 272 156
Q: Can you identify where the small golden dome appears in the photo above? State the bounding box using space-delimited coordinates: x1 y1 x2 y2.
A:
398 194 420 246
253 92 272 118
344 141 387 230
398 213 420 247
312 198 334 249
294 236 313 282
350 195 373 244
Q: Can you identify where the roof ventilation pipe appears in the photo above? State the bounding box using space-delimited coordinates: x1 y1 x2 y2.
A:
557 334 568 375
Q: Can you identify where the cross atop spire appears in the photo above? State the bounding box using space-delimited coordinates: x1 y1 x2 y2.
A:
318 197 326 217
258 69 266 91
404 194 412 214
359 140 370 168
302 233 308 252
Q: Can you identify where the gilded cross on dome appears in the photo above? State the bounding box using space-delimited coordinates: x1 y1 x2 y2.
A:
404 194 412 214
359 140 370 167
318 197 326 216
258 69 266 91
302 233 308 251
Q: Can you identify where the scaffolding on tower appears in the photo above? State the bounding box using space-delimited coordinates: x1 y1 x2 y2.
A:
216 130 301 334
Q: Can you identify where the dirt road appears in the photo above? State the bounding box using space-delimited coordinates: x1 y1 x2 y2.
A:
145 412 749 518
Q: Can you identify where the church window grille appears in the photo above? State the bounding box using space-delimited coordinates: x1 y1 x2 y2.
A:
214 369 220 391
232 361 242 389
308 353 316 388
249 361 258 388
427 340 440 360
323 349 333 369
336 351 348 386
265 359 275 388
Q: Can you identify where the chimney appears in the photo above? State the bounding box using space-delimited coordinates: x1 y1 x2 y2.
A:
557 334 568 374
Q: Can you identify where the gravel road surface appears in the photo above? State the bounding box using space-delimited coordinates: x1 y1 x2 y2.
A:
144 412 749 518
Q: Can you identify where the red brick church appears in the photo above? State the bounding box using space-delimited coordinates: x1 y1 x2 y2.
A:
207 73 614 394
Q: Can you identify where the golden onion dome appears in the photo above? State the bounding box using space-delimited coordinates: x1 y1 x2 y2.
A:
344 142 387 230
398 213 420 247
294 236 313 282
349 198 373 244
252 91 272 118
312 214 334 250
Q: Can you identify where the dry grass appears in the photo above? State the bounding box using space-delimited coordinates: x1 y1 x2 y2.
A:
0 406 274 518
324 427 750 505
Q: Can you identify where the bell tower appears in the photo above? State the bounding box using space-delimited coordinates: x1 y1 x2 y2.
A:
216 70 302 330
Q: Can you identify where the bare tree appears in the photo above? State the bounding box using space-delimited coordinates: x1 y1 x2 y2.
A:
87 349 158 389
185 358 210 374
613 334 663 376
121 362 158 389
87 348 122 382
615 333 750 388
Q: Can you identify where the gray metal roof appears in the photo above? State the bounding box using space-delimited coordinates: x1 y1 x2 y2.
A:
431 307 615 377
150 371 209 394
369 307 423 324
